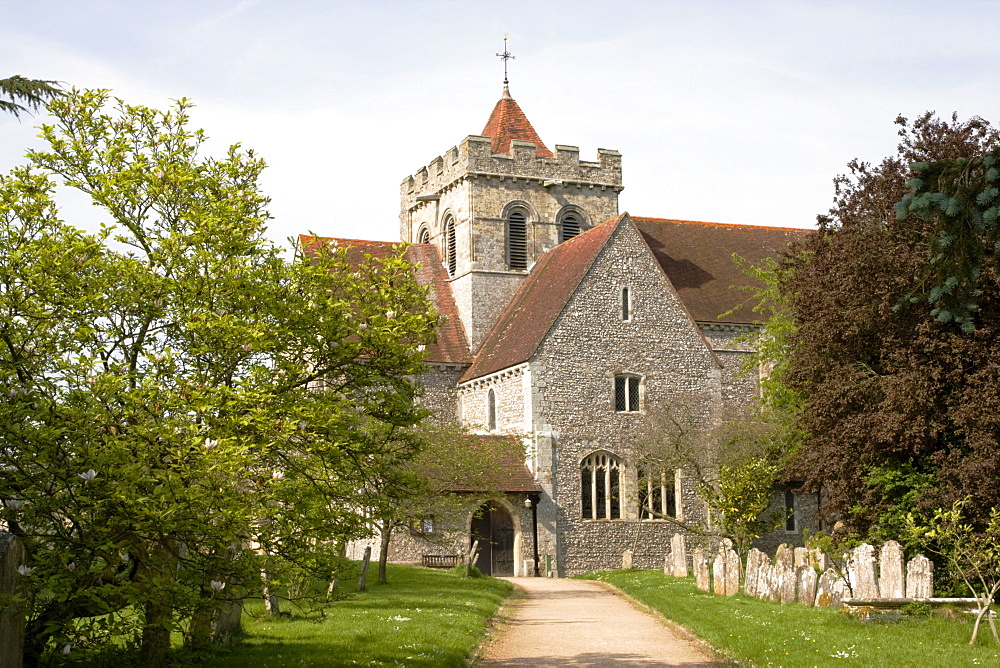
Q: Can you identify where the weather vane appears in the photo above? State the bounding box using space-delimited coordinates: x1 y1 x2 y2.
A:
496 34 514 85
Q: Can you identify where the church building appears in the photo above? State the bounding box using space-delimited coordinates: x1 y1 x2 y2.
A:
308 85 813 577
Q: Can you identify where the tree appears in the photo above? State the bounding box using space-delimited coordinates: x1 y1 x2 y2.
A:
0 90 438 665
634 399 785 556
783 112 1000 538
0 75 63 118
911 498 1000 645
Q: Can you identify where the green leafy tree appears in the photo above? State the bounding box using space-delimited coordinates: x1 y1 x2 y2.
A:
0 90 437 665
0 75 63 118
783 112 1000 538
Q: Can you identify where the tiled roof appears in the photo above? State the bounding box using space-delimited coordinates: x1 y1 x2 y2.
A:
460 215 625 383
298 235 472 365
442 435 541 493
632 218 812 324
481 85 553 158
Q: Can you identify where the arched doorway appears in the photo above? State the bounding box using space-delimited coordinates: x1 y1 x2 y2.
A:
470 501 515 576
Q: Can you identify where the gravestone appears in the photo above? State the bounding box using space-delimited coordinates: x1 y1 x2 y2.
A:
663 553 671 576
692 548 710 591
906 555 934 598
793 547 810 569
878 541 905 599
724 548 741 596
757 560 776 601
1 532 25 668
744 548 767 598
775 543 794 570
671 534 688 577
777 561 797 604
798 567 818 606
847 543 878 598
811 549 829 572
712 551 727 596
816 568 844 608
622 549 633 570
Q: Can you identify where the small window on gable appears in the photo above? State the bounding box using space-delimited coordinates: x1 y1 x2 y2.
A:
581 451 622 520
614 375 641 412
445 218 457 276
417 227 430 244
487 388 497 431
559 212 581 243
621 286 632 321
785 490 797 532
506 209 528 270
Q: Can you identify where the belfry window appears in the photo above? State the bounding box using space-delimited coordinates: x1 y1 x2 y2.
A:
487 389 497 431
417 227 430 244
506 210 528 270
638 468 678 520
559 212 581 243
445 218 457 277
581 452 622 520
614 375 641 412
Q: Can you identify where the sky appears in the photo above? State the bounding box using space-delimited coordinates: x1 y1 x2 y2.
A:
3 0 999 248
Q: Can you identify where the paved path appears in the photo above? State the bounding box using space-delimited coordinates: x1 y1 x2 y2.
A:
476 577 718 667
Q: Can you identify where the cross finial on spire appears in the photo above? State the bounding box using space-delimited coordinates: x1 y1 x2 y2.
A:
496 33 514 85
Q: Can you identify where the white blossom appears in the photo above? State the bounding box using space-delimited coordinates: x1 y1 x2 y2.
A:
210 580 226 593
16 565 33 576
4 498 26 511
79 469 98 483
271 470 285 481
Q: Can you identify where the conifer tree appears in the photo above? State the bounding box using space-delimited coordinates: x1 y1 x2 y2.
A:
0 75 64 118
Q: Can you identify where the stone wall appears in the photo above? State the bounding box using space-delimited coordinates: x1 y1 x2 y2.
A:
458 364 528 434
528 220 722 575
699 326 760 415
417 364 466 424
753 487 822 555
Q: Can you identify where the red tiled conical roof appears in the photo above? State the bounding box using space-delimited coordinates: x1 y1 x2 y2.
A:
481 85 553 158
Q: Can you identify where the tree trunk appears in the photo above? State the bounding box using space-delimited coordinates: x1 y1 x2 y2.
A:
378 521 392 585
184 589 214 651
139 600 171 667
262 570 280 615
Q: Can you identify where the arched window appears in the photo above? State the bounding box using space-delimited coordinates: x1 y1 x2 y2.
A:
444 218 456 277
506 209 528 270
785 490 797 532
581 452 622 520
638 468 678 519
417 226 430 244
559 212 581 243
487 389 497 431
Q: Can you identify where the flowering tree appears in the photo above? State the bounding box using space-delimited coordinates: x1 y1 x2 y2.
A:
0 90 438 665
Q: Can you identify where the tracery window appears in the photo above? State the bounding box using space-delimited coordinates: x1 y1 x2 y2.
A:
638 468 678 520
506 209 528 270
581 451 622 520
614 374 641 412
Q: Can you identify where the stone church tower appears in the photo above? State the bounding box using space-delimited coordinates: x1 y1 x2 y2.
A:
400 86 623 350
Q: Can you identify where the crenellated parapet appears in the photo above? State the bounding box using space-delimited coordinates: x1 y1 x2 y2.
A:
401 136 622 210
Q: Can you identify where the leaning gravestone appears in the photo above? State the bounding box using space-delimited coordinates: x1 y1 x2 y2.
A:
724 548 741 596
775 543 794 571
906 555 934 598
743 548 767 598
712 550 727 596
815 568 846 607
847 543 878 598
671 534 688 577
1 532 26 668
663 552 671 576
777 559 797 604
693 548 711 591
798 566 818 606
878 541 905 599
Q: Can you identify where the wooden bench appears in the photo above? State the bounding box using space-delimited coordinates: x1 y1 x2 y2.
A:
422 554 460 569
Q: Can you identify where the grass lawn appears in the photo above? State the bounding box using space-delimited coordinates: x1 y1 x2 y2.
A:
199 565 511 667
580 569 1000 667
